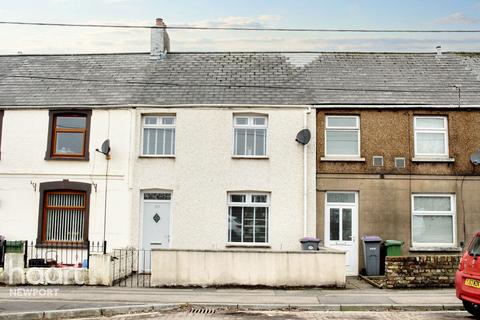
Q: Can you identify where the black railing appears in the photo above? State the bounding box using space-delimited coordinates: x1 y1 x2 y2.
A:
112 248 151 287
23 240 106 269
0 240 6 268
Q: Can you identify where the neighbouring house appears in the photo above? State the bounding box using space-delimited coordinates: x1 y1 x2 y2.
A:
1 18 480 282
313 52 480 275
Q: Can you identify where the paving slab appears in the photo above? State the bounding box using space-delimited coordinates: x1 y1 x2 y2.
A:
0 284 463 316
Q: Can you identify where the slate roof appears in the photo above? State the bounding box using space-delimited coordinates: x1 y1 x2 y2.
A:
1 52 480 107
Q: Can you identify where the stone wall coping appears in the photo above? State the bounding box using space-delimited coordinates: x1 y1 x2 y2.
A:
409 247 462 252
151 248 345 254
386 255 461 261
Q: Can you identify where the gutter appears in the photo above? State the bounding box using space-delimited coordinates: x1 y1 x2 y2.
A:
3 103 480 110
312 104 480 109
0 104 312 110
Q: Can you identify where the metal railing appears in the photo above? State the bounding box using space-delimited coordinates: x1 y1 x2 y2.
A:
112 248 151 287
23 240 106 268
0 240 5 268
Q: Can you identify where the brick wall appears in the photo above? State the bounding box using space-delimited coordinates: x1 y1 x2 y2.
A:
385 255 461 289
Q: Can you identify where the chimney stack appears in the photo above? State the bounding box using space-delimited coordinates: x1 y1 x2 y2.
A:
150 18 170 60
436 45 442 56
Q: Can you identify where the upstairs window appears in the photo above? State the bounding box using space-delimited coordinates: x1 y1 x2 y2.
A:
325 115 360 158
142 115 176 156
228 192 270 244
233 115 267 157
414 116 448 158
46 111 91 160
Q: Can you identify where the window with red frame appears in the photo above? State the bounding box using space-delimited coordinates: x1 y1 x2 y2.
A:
42 191 87 244
45 111 91 160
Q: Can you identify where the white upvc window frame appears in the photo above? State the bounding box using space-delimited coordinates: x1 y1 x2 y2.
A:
324 115 361 159
233 115 268 157
141 115 176 157
411 193 456 248
227 192 270 245
413 116 449 159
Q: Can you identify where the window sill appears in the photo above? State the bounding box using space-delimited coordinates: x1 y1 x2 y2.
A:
226 243 271 249
35 242 89 249
44 157 89 161
321 157 365 162
409 246 462 252
231 156 269 160
139 155 175 159
412 157 455 163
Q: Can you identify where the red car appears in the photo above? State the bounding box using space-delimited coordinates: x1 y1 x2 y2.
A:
456 232 480 317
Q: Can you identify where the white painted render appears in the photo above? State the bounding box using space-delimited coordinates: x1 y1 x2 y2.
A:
130 107 317 251
0 109 132 249
0 106 316 252
151 248 345 287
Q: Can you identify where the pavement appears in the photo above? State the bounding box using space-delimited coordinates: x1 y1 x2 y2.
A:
0 278 465 319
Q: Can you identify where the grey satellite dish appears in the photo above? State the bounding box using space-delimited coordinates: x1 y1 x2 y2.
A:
470 151 480 165
96 139 111 157
295 129 311 145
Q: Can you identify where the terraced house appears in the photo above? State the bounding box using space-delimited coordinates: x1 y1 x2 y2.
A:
314 51 480 275
0 21 318 268
1 19 480 280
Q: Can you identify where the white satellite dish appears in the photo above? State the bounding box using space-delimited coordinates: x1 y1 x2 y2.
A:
470 151 480 166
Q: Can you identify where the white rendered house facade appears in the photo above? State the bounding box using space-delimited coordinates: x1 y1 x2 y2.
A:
0 105 316 252
0 108 133 249
130 106 317 251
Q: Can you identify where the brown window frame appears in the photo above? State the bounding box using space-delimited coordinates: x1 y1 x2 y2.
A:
37 181 91 247
45 110 91 161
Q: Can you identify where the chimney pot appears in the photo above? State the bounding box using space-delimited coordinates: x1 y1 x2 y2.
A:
436 45 442 56
155 18 165 27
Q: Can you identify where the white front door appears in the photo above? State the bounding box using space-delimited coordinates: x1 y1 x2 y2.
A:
141 191 171 271
324 192 358 276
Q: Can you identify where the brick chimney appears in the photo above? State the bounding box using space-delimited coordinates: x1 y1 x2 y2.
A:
150 18 170 60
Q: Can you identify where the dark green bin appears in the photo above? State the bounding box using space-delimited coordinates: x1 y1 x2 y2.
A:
5 241 24 253
385 240 403 256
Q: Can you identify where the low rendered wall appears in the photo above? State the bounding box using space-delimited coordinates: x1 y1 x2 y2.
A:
385 255 461 289
0 266 88 285
151 248 346 287
1 253 89 285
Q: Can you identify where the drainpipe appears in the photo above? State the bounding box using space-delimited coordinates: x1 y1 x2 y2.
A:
303 106 312 237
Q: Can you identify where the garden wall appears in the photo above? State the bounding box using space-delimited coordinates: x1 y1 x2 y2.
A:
385 255 461 289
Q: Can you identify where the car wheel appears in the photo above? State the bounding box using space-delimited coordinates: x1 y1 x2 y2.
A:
463 300 480 317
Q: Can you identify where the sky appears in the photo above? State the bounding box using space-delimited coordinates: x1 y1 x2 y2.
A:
1 0 480 54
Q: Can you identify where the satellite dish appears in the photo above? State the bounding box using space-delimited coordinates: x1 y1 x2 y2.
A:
295 129 311 145
101 139 111 155
470 151 480 165
96 139 111 158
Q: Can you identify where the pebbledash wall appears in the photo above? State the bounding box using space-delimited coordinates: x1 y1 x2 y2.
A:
130 107 317 250
0 108 133 249
316 108 480 274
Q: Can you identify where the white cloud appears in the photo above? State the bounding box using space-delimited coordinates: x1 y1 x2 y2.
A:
2 15 480 54
180 15 282 29
434 12 480 25
171 33 480 52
